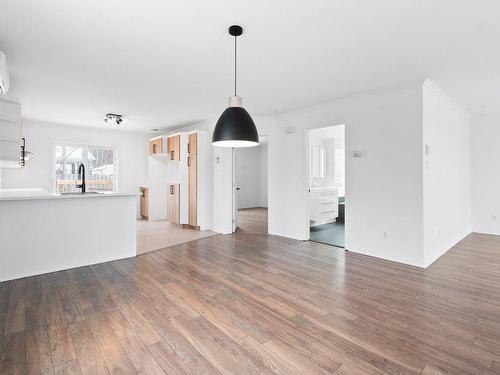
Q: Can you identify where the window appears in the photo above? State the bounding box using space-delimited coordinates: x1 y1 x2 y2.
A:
54 144 116 193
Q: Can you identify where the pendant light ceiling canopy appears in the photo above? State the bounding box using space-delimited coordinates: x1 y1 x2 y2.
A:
212 25 259 148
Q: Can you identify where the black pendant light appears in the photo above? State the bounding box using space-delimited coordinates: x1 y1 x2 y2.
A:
212 25 259 147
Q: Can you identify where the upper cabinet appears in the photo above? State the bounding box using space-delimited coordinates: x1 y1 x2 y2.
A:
148 134 180 161
167 134 180 161
0 98 21 165
149 137 163 156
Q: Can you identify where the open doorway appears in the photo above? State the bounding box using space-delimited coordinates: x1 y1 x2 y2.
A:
233 136 268 234
308 125 345 248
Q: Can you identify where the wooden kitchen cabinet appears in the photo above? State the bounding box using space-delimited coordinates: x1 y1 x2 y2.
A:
149 137 163 155
167 134 180 161
188 132 197 227
140 186 149 219
167 183 180 224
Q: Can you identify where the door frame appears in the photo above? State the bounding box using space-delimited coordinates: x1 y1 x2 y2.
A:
231 134 270 233
304 123 347 246
232 148 238 232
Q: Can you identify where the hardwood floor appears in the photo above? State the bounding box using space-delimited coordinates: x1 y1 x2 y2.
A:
136 219 216 255
1 208 500 374
237 207 268 235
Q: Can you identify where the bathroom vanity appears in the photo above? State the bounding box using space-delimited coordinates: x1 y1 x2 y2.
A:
309 187 339 226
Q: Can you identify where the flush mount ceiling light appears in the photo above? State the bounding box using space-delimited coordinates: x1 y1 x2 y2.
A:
104 113 123 125
212 25 259 148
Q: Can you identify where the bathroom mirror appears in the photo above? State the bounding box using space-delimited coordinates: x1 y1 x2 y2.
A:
311 145 325 179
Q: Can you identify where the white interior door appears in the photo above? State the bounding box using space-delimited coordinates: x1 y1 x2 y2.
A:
232 148 238 232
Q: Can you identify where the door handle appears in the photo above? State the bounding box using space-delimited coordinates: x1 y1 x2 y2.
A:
187 156 191 167
236 187 241 191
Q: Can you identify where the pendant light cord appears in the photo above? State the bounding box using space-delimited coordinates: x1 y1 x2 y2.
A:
234 35 237 96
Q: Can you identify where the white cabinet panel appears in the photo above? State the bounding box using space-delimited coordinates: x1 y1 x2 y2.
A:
0 99 21 163
309 187 338 226
0 140 20 160
0 99 21 123
0 119 21 141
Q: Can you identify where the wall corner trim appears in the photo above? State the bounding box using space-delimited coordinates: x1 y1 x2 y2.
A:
423 79 471 120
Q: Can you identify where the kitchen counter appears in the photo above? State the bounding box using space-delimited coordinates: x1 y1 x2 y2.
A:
0 192 137 282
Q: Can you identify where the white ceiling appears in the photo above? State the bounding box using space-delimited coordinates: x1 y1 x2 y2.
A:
1 0 499 131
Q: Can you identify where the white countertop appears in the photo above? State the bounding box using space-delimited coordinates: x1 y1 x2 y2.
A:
0 188 137 202
309 187 338 192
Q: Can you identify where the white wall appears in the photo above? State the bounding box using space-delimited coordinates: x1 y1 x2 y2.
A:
258 141 268 207
235 146 260 208
235 141 268 209
472 113 500 235
147 156 169 220
422 80 471 267
1 119 150 216
270 86 425 266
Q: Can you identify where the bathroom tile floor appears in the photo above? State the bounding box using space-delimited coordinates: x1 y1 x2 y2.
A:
310 221 345 248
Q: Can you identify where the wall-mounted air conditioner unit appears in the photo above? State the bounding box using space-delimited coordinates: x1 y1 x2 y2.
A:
0 51 10 95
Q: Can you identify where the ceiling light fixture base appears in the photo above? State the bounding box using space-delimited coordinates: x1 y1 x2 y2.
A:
229 25 243 36
104 113 123 125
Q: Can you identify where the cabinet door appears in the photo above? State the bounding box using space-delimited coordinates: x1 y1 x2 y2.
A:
167 135 180 161
167 184 180 224
188 133 197 226
149 138 163 155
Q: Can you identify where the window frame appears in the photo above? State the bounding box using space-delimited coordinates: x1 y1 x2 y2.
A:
52 141 118 193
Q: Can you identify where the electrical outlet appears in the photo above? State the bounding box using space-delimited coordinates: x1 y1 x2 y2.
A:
492 214 497 221
383 232 388 239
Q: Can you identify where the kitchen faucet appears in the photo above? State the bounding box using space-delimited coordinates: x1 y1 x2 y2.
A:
76 163 86 193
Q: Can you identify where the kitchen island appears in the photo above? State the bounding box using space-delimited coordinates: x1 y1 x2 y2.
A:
0 192 137 282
